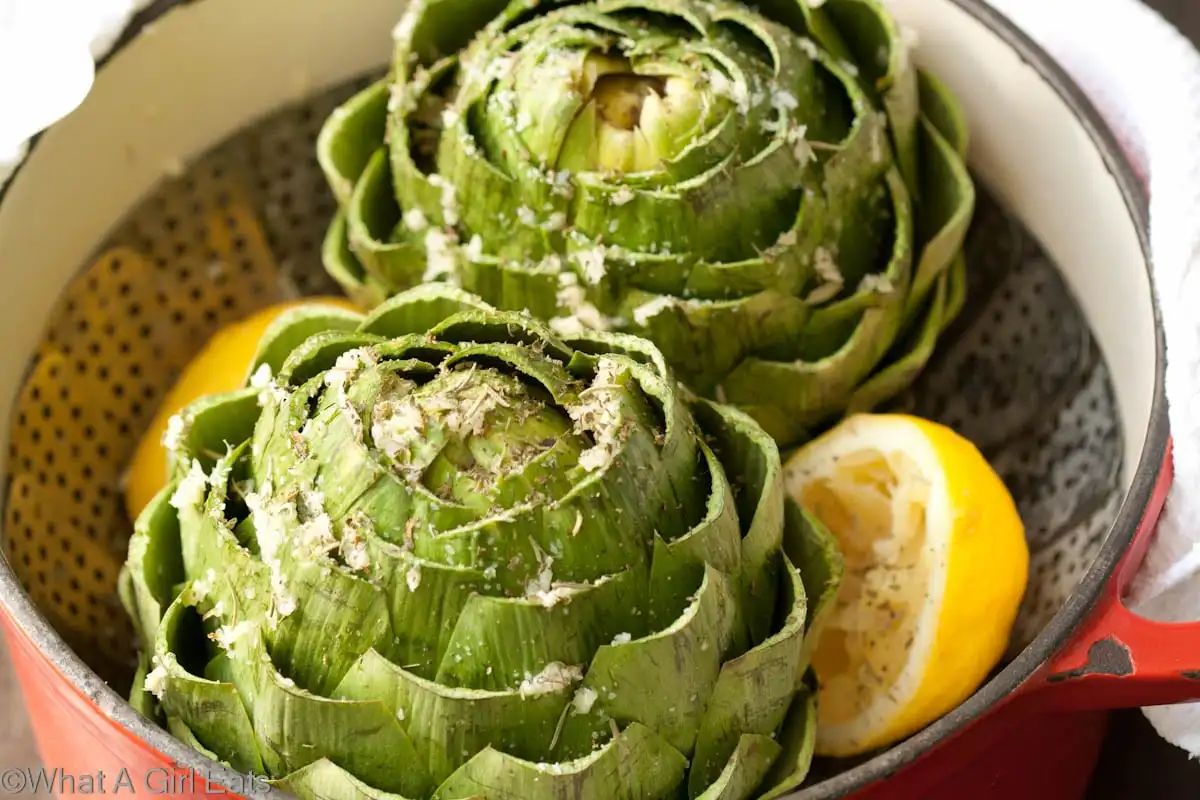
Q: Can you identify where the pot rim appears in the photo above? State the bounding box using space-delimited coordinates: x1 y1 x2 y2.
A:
0 0 1168 797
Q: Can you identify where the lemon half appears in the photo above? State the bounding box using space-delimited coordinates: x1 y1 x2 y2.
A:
784 414 1028 757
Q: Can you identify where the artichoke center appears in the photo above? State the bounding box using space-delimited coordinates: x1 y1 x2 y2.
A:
371 367 583 508
552 52 706 174
593 73 668 131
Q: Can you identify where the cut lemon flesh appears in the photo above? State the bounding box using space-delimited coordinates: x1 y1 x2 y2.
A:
784 414 1028 757
123 297 356 520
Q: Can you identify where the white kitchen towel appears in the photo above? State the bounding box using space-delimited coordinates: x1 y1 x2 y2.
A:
3 0 1200 753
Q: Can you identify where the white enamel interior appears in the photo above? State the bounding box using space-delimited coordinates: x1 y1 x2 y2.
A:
0 0 1154 519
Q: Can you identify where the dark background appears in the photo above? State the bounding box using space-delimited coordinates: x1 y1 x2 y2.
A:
1087 3 1200 798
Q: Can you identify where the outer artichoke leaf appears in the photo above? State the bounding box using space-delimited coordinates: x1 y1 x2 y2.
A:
166 388 261 479
347 149 429 294
430 309 573 362
252 656 433 799
266 548 393 696
571 143 801 263
387 54 460 224
687 557 806 796
276 759 416 800
366 539 491 674
318 80 389 206
943 252 967 327
394 0 512 69
435 566 646 690
680 252 803 300
743 0 813 39
719 168 913 445
361 284 500 339
457 255 562 320
694 733 782 800
153 594 264 774
758 687 817 800
127 656 158 720
793 275 894 364
788 2 852 61
906 115 974 322
558 562 737 758
123 483 185 649
654 441 743 581
336 649 574 785
687 398 783 646
441 342 581 405
622 289 810 396
250 375 323 494
563 329 671 378
848 267 947 416
166 716 220 762
324 209 387 308
276 331 385 387
822 0 919 192
917 70 969 157
439 108 558 264
647 535 705 637
250 305 364 382
432 722 688 800
175 444 269 603
780 502 844 673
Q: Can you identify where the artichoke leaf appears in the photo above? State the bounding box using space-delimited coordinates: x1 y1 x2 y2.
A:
694 733 783 800
151 594 264 774
266 547 393 697
719 167 913 444
821 0 919 192
166 388 261 480
432 722 688 800
123 483 185 652
275 759 417 800
361 283 498 338
435 566 647 690
250 305 364 382
906 115 974 322
848 265 949 416
758 686 818 800
324 208 387 308
782 501 844 674
686 398 785 645
336 648 575 786
367 539 491 674
347 149 429 295
688 556 807 796
276 330 385 387
251 654 432 798
557 562 738 758
318 80 389 206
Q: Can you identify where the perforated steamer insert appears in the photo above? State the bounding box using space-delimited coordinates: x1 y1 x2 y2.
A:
1 74 1123 696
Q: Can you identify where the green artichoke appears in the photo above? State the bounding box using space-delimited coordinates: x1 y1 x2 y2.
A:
120 285 843 800
319 0 973 446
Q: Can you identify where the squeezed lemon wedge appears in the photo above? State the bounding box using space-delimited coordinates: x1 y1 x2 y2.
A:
784 414 1028 757
123 297 357 520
